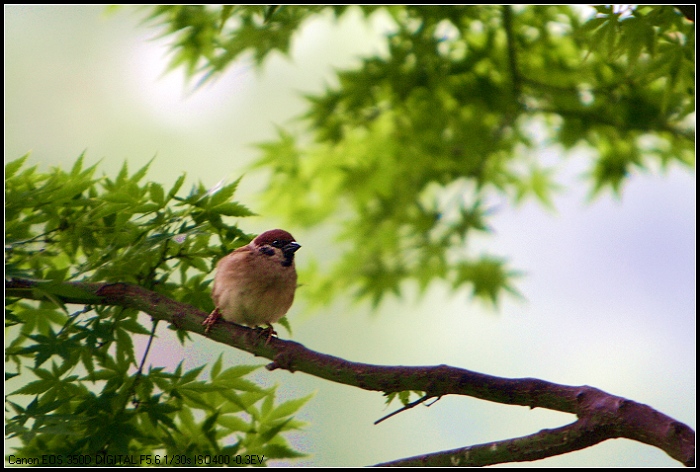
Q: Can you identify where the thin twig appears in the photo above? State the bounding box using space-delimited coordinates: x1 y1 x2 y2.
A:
374 394 441 425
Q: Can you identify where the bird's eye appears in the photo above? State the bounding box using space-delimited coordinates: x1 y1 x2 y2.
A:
271 240 282 248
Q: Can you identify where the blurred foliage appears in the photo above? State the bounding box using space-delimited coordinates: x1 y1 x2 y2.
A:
5 155 309 462
141 5 694 309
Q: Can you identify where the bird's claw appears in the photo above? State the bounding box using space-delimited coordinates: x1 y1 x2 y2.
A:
257 324 278 344
202 308 222 334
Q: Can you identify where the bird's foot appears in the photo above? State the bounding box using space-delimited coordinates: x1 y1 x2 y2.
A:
202 308 222 334
256 324 278 344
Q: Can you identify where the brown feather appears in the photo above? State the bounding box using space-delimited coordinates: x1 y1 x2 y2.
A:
211 230 299 327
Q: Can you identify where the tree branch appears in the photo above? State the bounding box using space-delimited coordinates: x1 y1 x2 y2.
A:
6 278 695 466
502 5 521 100
375 419 623 466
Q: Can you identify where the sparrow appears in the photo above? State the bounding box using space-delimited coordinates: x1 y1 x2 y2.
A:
202 229 301 339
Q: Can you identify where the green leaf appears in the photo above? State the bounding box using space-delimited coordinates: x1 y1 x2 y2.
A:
454 257 522 306
93 202 131 219
259 417 293 444
208 178 242 208
116 160 129 184
5 154 29 179
149 183 165 206
70 152 85 176
219 390 255 413
180 365 207 384
264 393 314 422
119 318 153 335
219 5 236 30
218 414 250 432
215 365 261 381
211 354 223 379
210 202 256 217
218 377 264 393
262 443 307 459
131 158 154 183
115 328 136 367
168 174 186 200
11 380 54 395
6 371 20 381
277 316 292 335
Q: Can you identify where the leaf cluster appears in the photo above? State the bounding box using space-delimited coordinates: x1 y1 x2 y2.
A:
5 155 309 462
139 5 694 309
142 5 330 84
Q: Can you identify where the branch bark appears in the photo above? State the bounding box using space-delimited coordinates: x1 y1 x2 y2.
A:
6 278 695 466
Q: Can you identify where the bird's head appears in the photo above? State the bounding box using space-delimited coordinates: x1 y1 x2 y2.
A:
252 229 301 266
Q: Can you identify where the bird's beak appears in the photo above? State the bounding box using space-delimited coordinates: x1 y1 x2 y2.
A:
283 241 301 258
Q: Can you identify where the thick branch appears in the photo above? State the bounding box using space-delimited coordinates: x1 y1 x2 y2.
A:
6 278 695 466
376 419 616 466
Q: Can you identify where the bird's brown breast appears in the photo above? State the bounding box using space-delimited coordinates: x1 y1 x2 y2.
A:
211 243 297 327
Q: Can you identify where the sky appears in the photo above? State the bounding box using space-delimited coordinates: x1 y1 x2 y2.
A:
5 5 695 466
